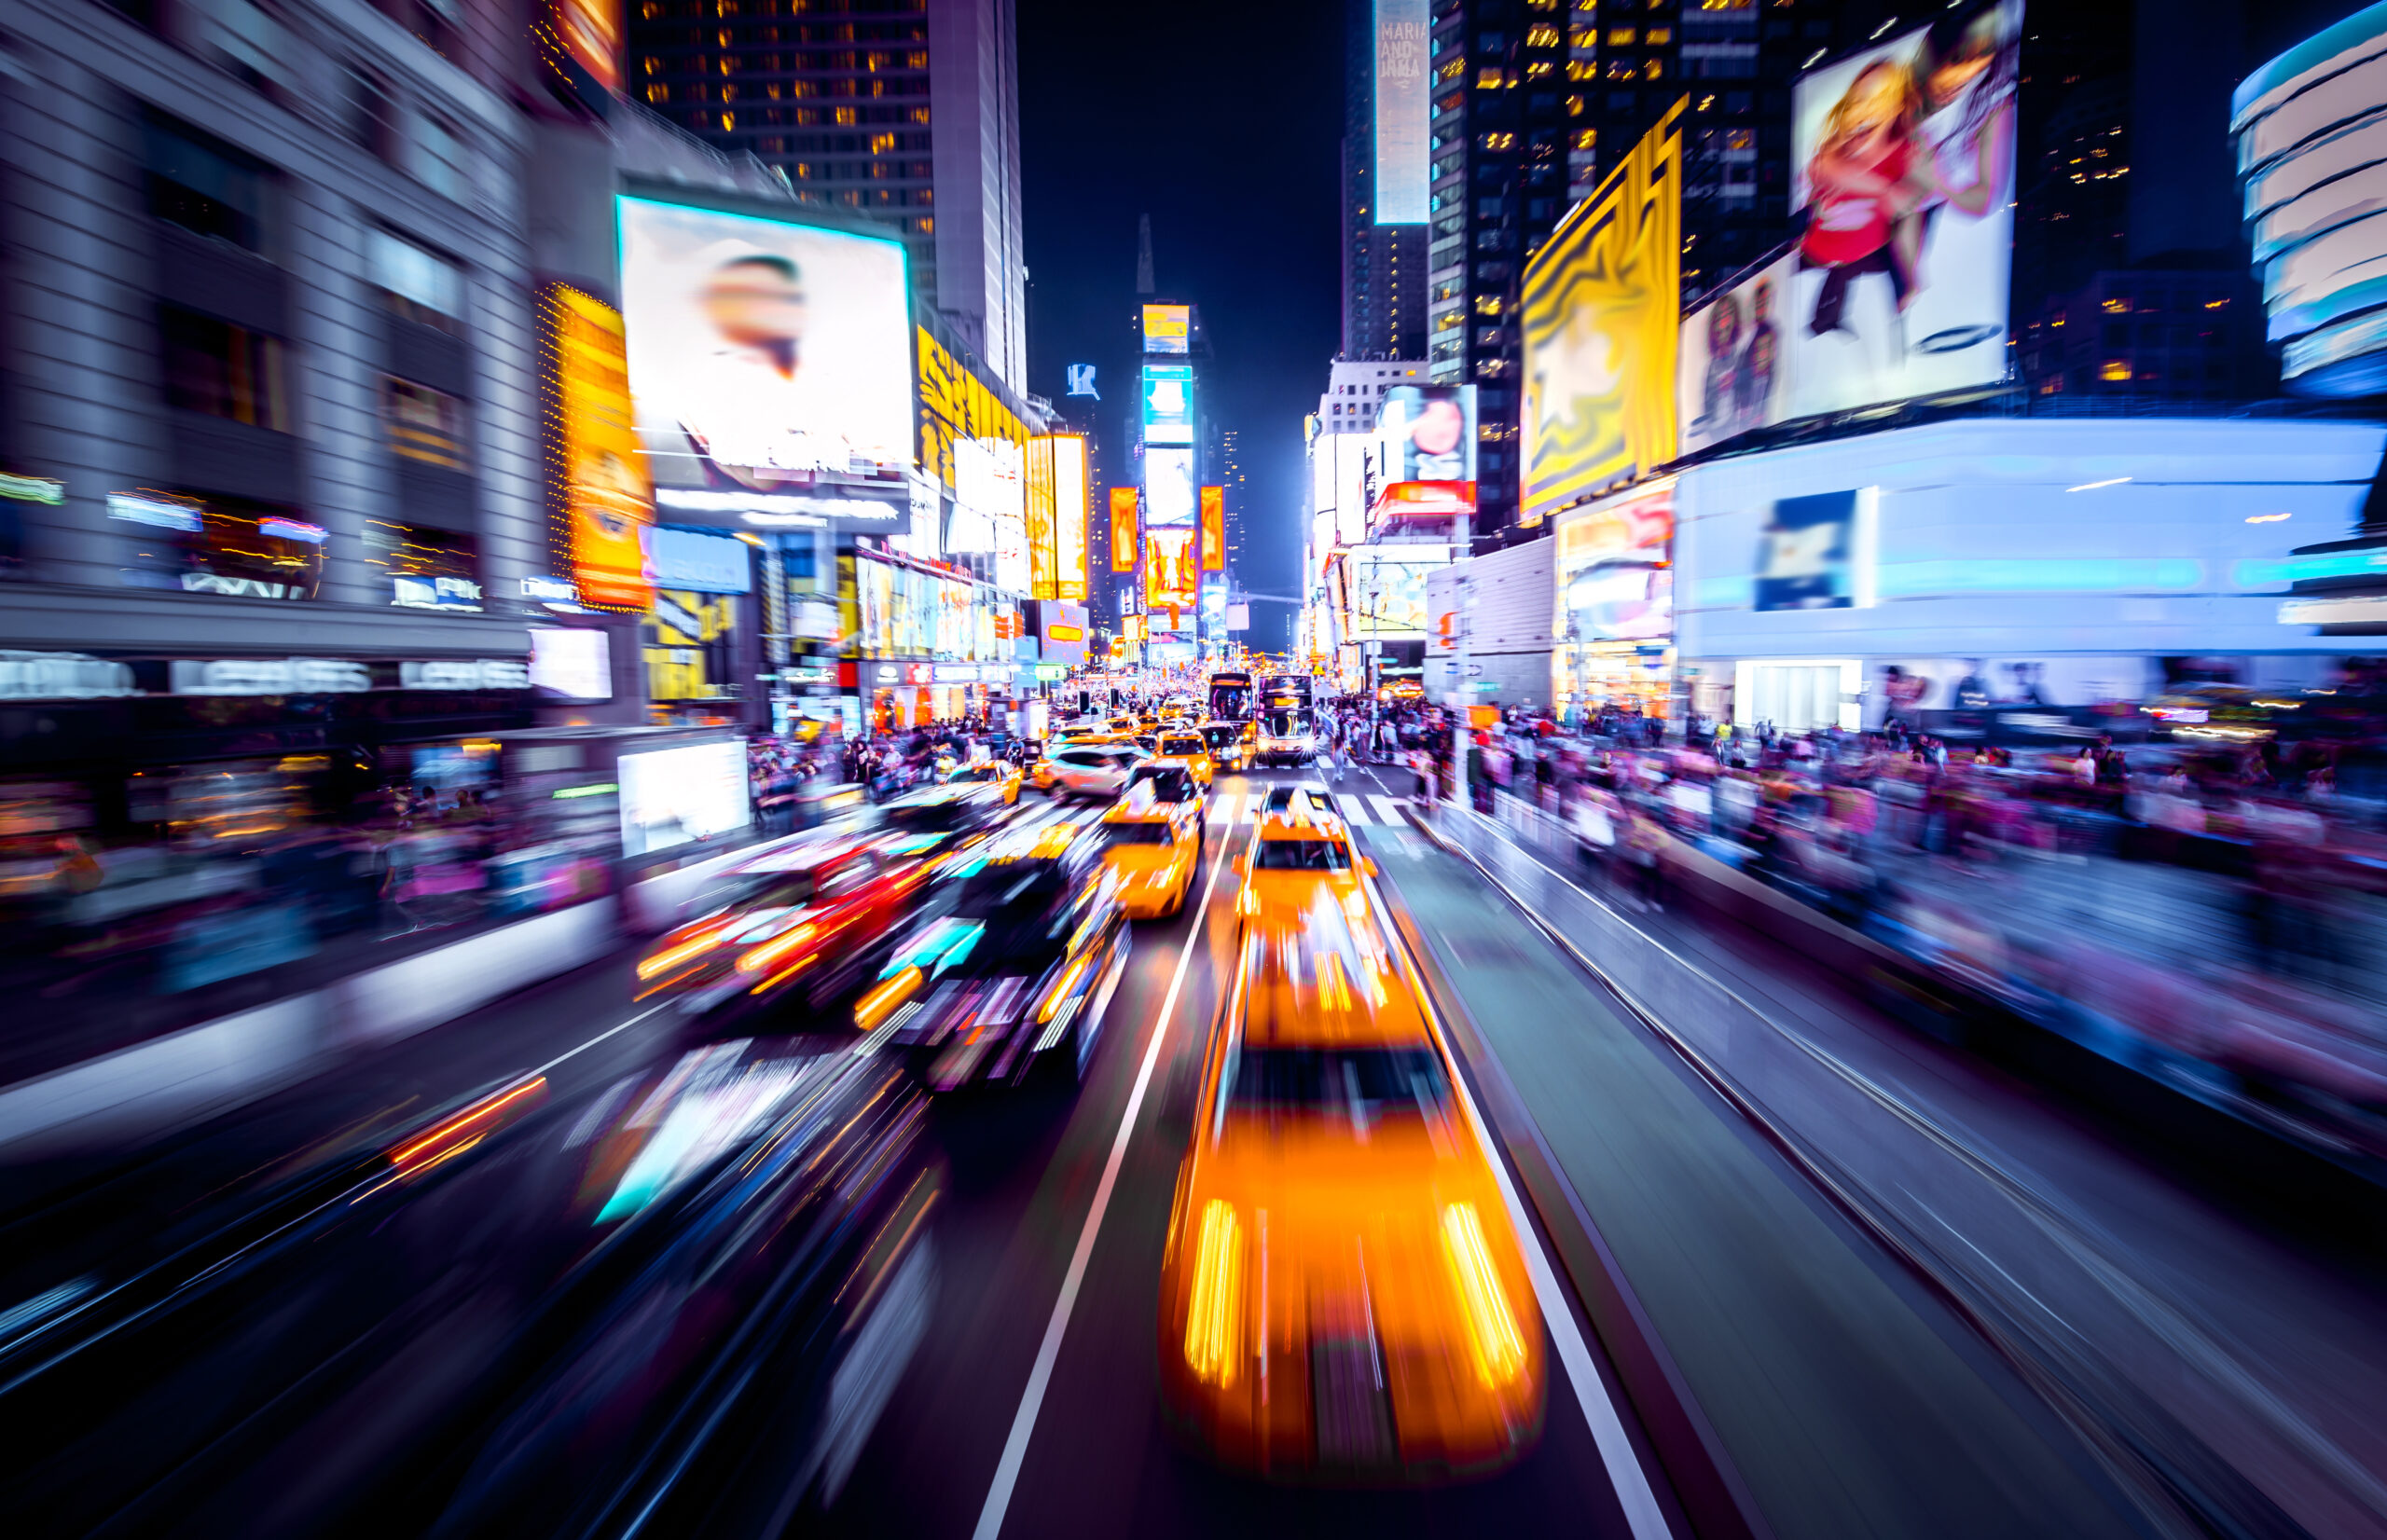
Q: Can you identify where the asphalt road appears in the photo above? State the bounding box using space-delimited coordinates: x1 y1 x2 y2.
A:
21 763 2387 1538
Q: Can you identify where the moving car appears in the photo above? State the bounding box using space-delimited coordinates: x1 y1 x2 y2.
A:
942 757 1023 804
1098 783 1205 920
1233 791 1369 932
1156 728 1217 787
1200 720 1255 775
1157 873 1545 1477
633 832 933 1022
1255 708 1317 768
867 822 1131 1092
876 781 1011 858
1035 743 1145 800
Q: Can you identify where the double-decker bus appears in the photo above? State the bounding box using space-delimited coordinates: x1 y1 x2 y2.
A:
1207 670 1253 723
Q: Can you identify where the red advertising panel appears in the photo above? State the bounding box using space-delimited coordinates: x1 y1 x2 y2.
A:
1199 485 1225 571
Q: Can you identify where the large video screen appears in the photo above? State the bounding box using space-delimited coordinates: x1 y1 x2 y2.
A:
617 197 912 494
1378 383 1476 482
1145 446 1196 526
1523 102 1683 524
618 739 752 858
1785 2 2021 421
1678 251 1797 455
1344 548 1449 639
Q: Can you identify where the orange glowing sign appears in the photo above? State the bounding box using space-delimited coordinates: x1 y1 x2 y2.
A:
1051 433 1089 601
545 285 652 612
1110 486 1138 573
1145 528 1196 610
1199 485 1224 571
1047 623 1084 641
547 0 624 95
1124 613 1147 641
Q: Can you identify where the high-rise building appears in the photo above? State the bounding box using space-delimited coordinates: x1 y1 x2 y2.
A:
1220 428 1249 576
1345 0 1430 358
628 0 1027 390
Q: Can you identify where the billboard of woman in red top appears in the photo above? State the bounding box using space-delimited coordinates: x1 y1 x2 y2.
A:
1787 1 2021 422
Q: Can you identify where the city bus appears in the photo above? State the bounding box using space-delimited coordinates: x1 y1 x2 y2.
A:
1207 670 1253 723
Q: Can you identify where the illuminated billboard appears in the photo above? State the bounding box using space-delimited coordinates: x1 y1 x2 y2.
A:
1141 364 1194 446
1555 483 1676 643
1522 99 1684 525
1785 3 2021 420
1378 383 1475 482
1200 485 1225 571
2234 5 2387 395
1109 486 1138 572
543 0 622 96
1141 304 1191 355
1146 528 1198 612
1373 0 1429 225
1678 250 1796 455
616 197 912 497
1145 446 1196 526
1345 547 1451 639
1030 434 1090 601
543 284 652 612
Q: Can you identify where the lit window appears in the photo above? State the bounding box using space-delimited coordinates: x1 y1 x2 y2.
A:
1477 66 1505 88
1646 58 1663 79
2099 360 2131 382
1526 23 1560 46
1572 128 1596 149
383 378 471 471
1566 93 1584 117
2102 297 2130 313
1526 60 1555 77
1646 26 1672 42
2205 297 2228 310
1607 26 1636 44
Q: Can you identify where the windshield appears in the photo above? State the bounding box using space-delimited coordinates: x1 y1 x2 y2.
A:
1102 821 1174 847
950 861 1069 922
1228 1046 1451 1119
884 799 970 832
1209 685 1251 719
948 763 1003 781
693 871 816 914
1255 837 1350 872
1161 737 1205 757
1262 714 1304 739
1128 767 1197 803
1200 725 1243 749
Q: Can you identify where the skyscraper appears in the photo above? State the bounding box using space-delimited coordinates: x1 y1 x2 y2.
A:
1345 0 1430 358
628 0 1027 390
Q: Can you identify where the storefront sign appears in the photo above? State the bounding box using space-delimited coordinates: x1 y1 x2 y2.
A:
393 574 485 611
933 664 979 682
0 652 135 700
401 659 532 690
904 663 933 685
873 663 903 684
1035 663 1069 681
180 573 301 600
172 658 372 694
521 575 581 604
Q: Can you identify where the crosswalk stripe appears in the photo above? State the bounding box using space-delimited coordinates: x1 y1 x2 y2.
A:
1369 794 1405 824
1338 795 1373 824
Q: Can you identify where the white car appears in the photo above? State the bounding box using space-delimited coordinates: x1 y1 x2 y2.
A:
1037 744 1144 799
1255 717 1316 767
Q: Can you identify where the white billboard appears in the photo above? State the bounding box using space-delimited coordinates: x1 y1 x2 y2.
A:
1785 2 2021 421
1373 0 1429 225
619 739 752 857
1146 446 1196 527
617 196 912 494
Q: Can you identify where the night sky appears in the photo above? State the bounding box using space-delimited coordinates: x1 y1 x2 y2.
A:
1016 0 1345 653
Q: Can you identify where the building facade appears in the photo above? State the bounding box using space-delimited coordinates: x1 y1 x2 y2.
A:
1344 0 1428 359
0 0 575 743
628 0 1027 390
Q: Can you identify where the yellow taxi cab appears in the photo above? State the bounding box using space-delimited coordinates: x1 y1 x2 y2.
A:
1229 791 1368 928
941 757 1022 804
1096 784 1203 919
1154 727 1216 788
1198 720 1255 775
1157 875 1545 1477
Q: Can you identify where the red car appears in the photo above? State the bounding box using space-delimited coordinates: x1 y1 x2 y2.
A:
634 832 937 1028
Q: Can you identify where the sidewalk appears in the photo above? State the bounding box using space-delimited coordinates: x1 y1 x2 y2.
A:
1405 799 2387 1539
0 838 760 1161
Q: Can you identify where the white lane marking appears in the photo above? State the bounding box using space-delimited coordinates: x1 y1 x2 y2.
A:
525 1001 668 1079
1369 794 1406 824
1375 856 1675 1540
971 825 1236 1540
1337 794 1373 824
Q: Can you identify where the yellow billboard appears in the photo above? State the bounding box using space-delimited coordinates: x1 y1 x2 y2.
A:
543 284 652 612
1521 97 1684 526
1025 435 1058 599
1141 303 1191 355
1110 486 1138 573
1052 434 1089 600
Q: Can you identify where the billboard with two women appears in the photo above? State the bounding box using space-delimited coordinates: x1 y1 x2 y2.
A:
1700 2 2021 440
